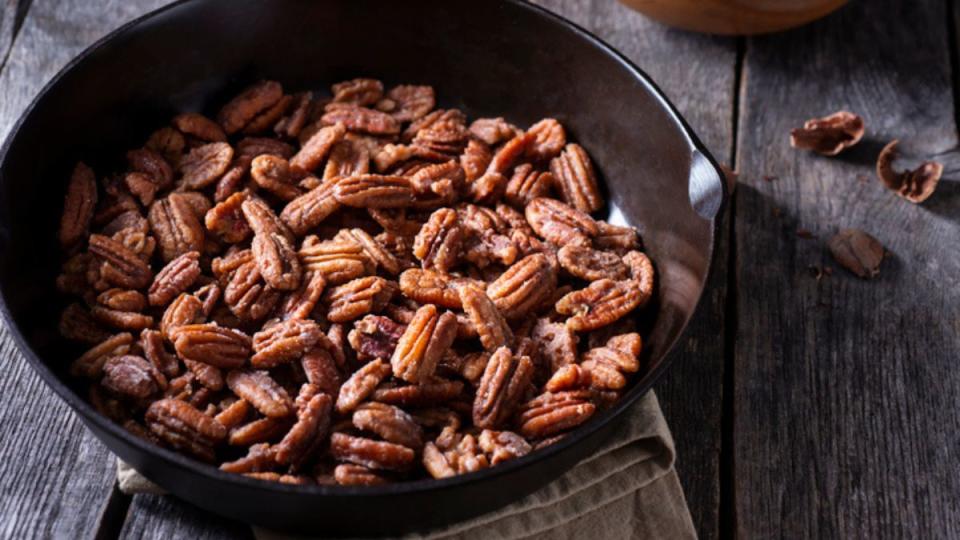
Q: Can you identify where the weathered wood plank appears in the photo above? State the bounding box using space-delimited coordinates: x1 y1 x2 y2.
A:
119 495 252 540
735 1 960 537
532 2 737 538
0 0 168 538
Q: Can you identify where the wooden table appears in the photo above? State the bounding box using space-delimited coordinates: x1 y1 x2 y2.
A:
1 0 958 538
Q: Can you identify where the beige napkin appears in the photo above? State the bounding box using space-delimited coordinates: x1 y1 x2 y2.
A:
117 391 696 539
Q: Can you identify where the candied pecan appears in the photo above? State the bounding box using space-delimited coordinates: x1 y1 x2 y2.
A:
251 319 322 368
487 132 532 176
556 279 647 332
146 127 185 166
478 429 532 465
545 364 592 392
524 118 566 161
240 196 294 242
160 293 204 336
91 305 153 331
404 109 466 142
458 284 513 351
550 144 603 213
332 78 383 106
323 139 370 180
301 344 342 396
243 472 312 485
463 229 518 268
229 417 292 446
170 323 251 369
128 148 174 190
339 228 401 275
525 197 598 247
205 191 252 243
275 91 313 139
226 369 293 418
353 402 424 450
281 270 326 319
336 358 392 413
473 347 534 429
275 393 332 469
141 328 179 377
330 432 415 471
179 142 234 190
373 378 464 408
243 94 293 135
237 136 296 160
581 335 641 391
123 172 158 206
97 288 147 312
252 232 302 291
373 143 415 172
146 398 227 461
111 227 156 263
183 358 224 390
413 208 462 272
321 276 394 323
334 175 415 208
322 106 400 136
558 245 629 281
398 268 472 309
876 140 943 203
485 253 557 320
531 318 578 373
460 139 493 182
172 112 227 142
468 171 508 205
828 228 885 278
280 179 341 236
148 251 201 306
148 194 205 262
298 236 374 285
334 464 389 486
518 391 596 439
790 111 864 156
594 221 640 253
60 303 110 344
623 251 655 291
385 85 434 122
391 305 458 383
218 80 284 135
413 119 469 156
505 164 554 208
348 315 406 362
101 354 165 399
409 161 465 206
87 234 152 289
469 117 520 146
286 122 346 176
456 351 491 385
194 282 221 317
496 202 532 231
220 442 274 473
214 399 251 429
250 154 301 200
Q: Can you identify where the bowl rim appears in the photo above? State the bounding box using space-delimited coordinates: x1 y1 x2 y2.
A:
0 0 725 499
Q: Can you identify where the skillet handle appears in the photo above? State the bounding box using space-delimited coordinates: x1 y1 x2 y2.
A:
687 149 727 220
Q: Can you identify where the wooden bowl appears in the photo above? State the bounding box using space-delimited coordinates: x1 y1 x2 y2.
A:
618 0 849 35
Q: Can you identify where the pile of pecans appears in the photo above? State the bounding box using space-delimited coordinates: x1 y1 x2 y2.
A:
56 78 656 485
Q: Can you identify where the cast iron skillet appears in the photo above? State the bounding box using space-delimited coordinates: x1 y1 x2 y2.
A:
0 0 726 534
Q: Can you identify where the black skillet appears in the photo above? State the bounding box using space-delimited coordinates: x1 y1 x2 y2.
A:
0 0 726 535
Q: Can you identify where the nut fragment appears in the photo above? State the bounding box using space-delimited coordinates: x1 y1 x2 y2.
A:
322 107 400 136
352 402 424 450
391 305 458 383
205 191 252 244
59 162 98 248
332 78 383 106
789 111 864 156
828 229 885 278
348 315 406 362
875 140 943 203
532 318 578 372
525 118 566 161
88 234 153 289
250 154 301 200
398 269 470 309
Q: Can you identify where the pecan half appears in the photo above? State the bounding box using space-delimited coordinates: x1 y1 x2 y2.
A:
184 358 224 391
60 303 110 344
222 259 281 322
461 139 492 182
170 323 251 369
59 162 98 248
148 251 201 306
274 91 313 139
128 148 174 191
581 338 641 391
789 111 865 156
334 175 415 208
251 232 302 291
220 442 274 473
594 221 640 253
517 391 595 439
558 245 629 281
505 163 554 208
398 268 473 309
458 284 513 351
330 432 415 471
180 142 233 189
413 208 462 272
324 276 396 323
828 229 885 278
298 236 374 285
145 398 227 461
146 127 185 166
556 279 648 332
251 319 322 368
91 305 153 331
531 318 578 372
274 393 332 469
348 315 406 362
525 197 598 247
250 154 301 200
280 270 326 320
549 144 603 213
97 288 147 312
149 193 205 262
473 347 533 429
385 85 435 122
372 378 464 407
226 369 293 418
391 304 458 383
485 253 557 320
875 140 943 203
101 354 166 399
205 191 252 244
172 112 226 142
352 402 424 450
160 293 205 336
140 329 179 377
339 228 401 275
88 234 152 289
332 78 383 106
334 464 389 486
218 80 284 135
301 343 342 396
469 117 520 146
289 123 347 176
336 358 392 414
323 139 371 180
525 118 566 162
240 197 294 242
323 107 401 136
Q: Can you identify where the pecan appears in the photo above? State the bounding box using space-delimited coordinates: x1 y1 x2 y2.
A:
461 139 492 182
280 179 341 236
127 148 174 190
243 94 293 135
148 251 201 306
123 172 158 206
409 161 464 209
594 221 640 253
140 329 180 378
281 270 326 319
458 284 513 351
531 318 578 372
385 85 434 122
336 358 392 413
220 442 274 473
373 143 415 172
172 112 226 142
205 191 252 243
505 164 554 207
60 163 97 248
298 236 374 285
478 429 532 465
251 232 302 291
322 107 400 136
226 369 294 418
87 234 152 289
545 364 592 392
323 139 370 180
101 354 166 399
556 279 647 332
413 208 462 272
275 393 332 469
524 118 566 161
148 194 205 262
243 472 312 485
398 268 475 309
240 196 294 242
145 398 227 461
218 80 284 135
301 343 342 396
97 288 147 312
518 391 596 439
214 399 251 430
332 78 383 106
422 442 456 478
525 197 598 247
372 378 464 407
238 136 296 160
170 323 251 369
330 432 415 471
334 464 389 486
828 229 885 278
348 315 406 362
875 140 943 203
413 119 469 156
549 144 603 213
339 228 401 275
558 245 629 281
181 358 221 390
59 303 110 344
146 127 185 166
473 347 534 429
623 250 655 291
485 253 557 320
462 230 518 269
790 111 865 156
250 154 301 200
160 293 205 336
469 117 520 146
404 109 466 142
221 257 281 322
334 175 414 208
468 171 508 205
286 122 347 177
194 281 221 317
391 304 458 383
91 305 153 331
179 142 234 190
353 402 424 450
251 319 322 368
229 417 292 446
324 276 396 323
